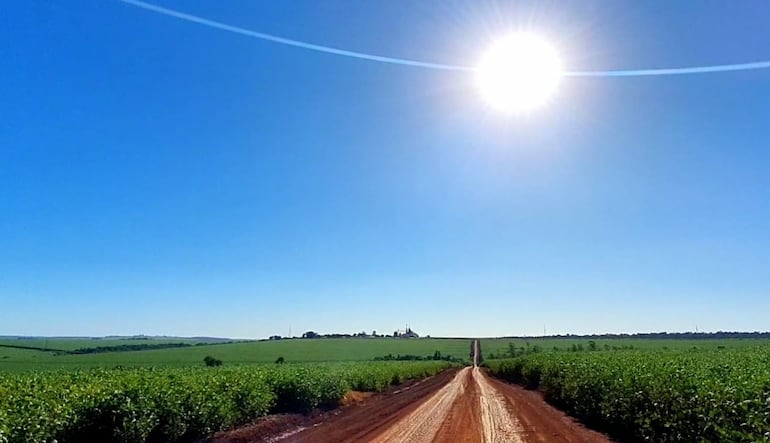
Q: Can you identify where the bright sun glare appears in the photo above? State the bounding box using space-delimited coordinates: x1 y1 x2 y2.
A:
476 33 563 114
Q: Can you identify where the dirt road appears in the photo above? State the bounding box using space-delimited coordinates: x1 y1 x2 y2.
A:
211 341 610 443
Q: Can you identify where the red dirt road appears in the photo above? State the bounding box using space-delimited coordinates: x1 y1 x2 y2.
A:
211 341 611 443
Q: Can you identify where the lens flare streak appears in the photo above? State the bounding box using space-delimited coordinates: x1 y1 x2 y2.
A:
119 0 770 78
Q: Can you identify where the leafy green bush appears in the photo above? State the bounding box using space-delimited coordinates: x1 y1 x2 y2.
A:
487 348 770 442
0 361 453 443
203 356 222 367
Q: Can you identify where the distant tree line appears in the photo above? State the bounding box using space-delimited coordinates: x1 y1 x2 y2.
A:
72 341 239 354
0 344 67 353
504 332 770 340
284 330 386 339
268 328 431 340
373 351 464 363
72 343 194 354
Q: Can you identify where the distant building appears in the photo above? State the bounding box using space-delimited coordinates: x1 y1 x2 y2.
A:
393 326 419 338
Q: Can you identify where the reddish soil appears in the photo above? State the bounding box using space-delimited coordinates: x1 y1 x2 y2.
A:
431 367 483 442
206 414 307 443
484 372 610 443
210 341 612 443
340 391 374 406
369 368 471 442
206 369 459 443
285 368 461 443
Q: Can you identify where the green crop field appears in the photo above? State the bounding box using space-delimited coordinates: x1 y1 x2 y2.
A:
486 345 770 442
480 337 770 358
0 337 469 442
4 336 768 373
0 338 473 372
5 336 770 442
0 360 454 443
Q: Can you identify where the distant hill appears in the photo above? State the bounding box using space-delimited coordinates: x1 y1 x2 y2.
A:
0 335 235 342
0 336 241 355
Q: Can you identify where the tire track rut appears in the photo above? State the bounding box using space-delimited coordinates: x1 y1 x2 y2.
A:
475 367 525 442
370 367 470 443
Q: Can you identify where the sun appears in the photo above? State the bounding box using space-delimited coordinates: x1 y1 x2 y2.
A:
476 33 563 114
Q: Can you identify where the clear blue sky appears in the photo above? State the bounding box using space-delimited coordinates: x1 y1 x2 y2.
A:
2 0 769 338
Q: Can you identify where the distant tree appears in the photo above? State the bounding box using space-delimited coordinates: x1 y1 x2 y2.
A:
302 331 320 339
203 356 222 367
372 330 377 337
275 356 285 364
